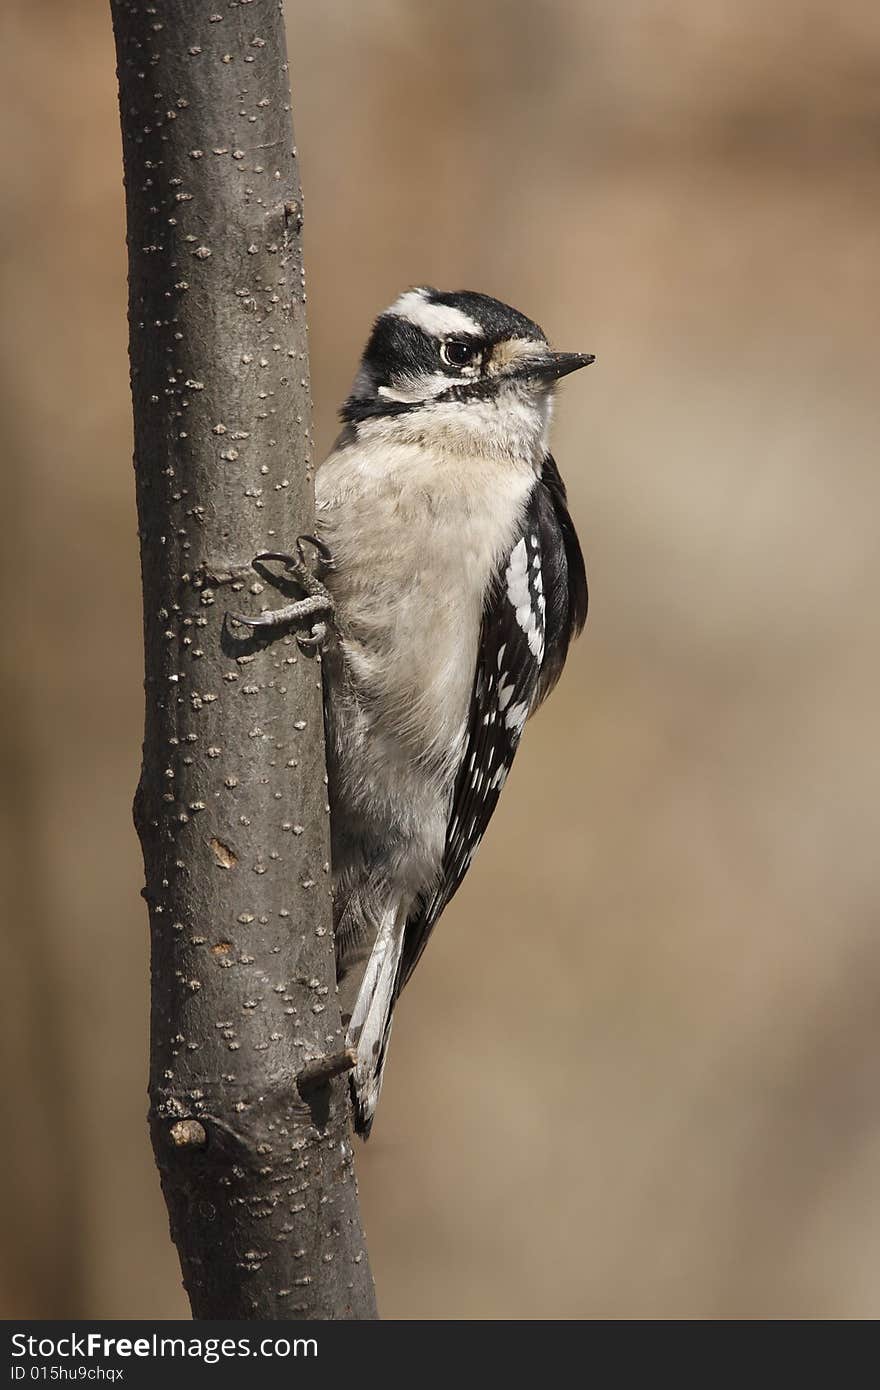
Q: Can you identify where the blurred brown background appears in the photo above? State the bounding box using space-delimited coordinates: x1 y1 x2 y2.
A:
1 0 878 1319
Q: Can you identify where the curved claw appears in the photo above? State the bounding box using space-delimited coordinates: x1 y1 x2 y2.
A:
253 550 299 567
227 609 274 629
296 533 335 570
252 536 334 573
297 622 329 655
227 539 335 644
226 591 333 637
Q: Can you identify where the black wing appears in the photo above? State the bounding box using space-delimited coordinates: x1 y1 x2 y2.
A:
397 454 587 993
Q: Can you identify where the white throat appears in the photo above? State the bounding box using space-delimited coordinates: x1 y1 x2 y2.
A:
362 385 553 468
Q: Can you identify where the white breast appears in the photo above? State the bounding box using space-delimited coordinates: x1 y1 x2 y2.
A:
316 424 535 806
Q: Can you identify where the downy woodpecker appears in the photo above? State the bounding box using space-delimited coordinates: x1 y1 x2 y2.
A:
237 287 591 1135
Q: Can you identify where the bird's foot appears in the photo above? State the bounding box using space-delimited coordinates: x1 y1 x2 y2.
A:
227 535 335 654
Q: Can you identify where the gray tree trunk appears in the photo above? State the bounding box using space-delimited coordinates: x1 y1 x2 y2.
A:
110 0 377 1320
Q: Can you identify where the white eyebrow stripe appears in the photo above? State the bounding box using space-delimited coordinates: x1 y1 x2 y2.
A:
387 289 481 339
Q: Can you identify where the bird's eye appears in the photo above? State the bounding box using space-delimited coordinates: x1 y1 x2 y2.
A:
440 339 478 369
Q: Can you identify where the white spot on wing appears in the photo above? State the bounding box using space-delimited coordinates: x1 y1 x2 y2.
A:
505 538 530 612
506 535 544 661
505 700 529 733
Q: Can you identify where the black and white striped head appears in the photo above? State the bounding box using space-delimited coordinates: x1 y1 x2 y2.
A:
341 287 593 450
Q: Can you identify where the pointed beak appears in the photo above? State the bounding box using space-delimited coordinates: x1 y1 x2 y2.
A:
516 351 596 384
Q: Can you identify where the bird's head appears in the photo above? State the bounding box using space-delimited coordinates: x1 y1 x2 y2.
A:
341 287 594 460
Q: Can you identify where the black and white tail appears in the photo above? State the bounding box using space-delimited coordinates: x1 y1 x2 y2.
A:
345 903 405 1137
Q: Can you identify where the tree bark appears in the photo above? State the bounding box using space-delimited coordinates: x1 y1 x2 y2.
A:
111 0 377 1319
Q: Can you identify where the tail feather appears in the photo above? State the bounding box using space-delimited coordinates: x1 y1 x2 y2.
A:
345 903 404 1137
